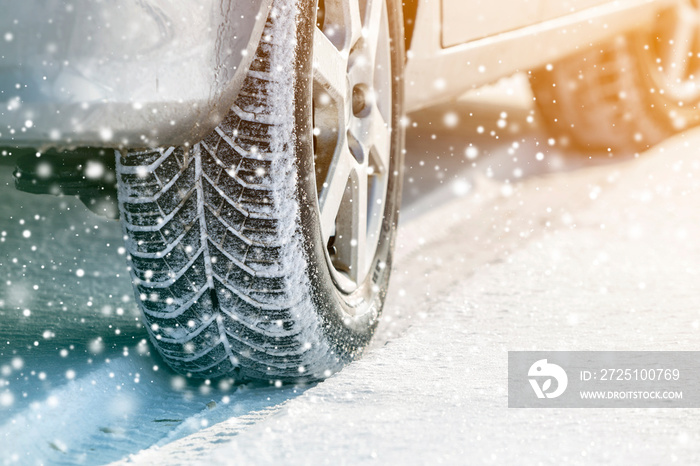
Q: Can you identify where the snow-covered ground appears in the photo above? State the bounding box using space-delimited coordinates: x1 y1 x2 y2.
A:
3 77 700 464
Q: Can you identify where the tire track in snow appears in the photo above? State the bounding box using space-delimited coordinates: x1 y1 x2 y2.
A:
0 355 305 465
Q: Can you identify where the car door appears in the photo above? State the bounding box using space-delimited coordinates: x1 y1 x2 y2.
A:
441 0 542 47
539 0 612 21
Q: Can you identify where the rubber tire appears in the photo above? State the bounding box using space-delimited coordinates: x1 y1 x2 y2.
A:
116 0 404 382
530 34 698 153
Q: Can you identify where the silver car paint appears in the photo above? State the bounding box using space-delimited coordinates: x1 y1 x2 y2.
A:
404 0 677 112
0 0 681 149
441 0 541 47
0 0 272 149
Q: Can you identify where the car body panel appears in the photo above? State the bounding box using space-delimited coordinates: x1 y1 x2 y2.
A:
441 0 542 47
540 0 612 20
0 0 681 149
404 0 677 113
0 0 272 150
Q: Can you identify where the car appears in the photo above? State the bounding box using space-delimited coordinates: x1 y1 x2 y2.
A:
0 0 694 381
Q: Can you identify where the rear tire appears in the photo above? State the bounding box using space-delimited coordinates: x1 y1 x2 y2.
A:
116 0 404 381
531 2 700 152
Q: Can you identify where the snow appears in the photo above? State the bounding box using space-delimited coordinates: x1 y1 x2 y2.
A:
0 353 304 465
3 75 700 464
213 0 340 377
118 124 700 465
248 0 338 376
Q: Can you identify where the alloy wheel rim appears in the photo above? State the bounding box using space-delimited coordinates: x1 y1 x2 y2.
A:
647 0 700 103
312 0 393 293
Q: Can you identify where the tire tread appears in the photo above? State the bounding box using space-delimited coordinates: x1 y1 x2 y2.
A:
117 6 331 380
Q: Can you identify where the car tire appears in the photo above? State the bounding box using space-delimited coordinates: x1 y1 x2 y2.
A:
530 3 700 153
116 0 404 381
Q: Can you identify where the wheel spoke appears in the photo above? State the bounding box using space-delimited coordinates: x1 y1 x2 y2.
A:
319 144 356 243
347 102 390 173
315 0 393 291
362 0 385 58
369 104 391 176
346 0 364 50
313 28 349 102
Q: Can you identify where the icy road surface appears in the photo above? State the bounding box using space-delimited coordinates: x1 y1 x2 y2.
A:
3 76 700 464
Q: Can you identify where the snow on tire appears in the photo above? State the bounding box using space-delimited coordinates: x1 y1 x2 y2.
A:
116 0 404 381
